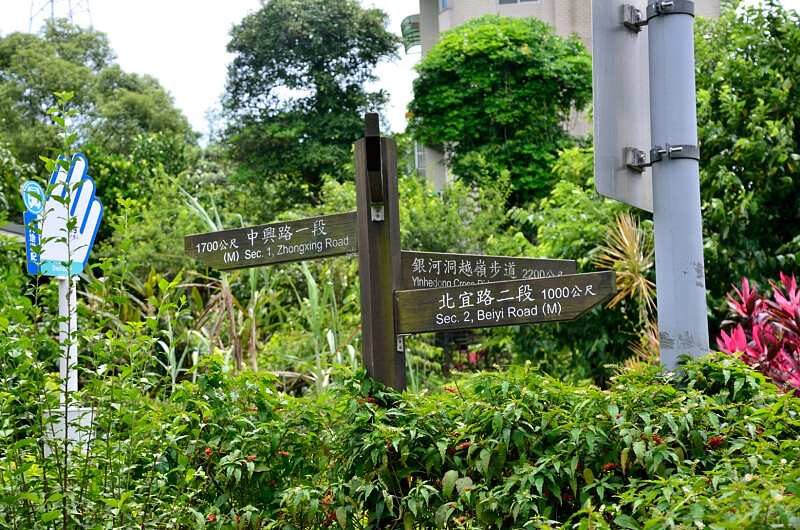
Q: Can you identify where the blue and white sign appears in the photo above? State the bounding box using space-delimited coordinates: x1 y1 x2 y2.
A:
21 181 45 215
22 153 104 276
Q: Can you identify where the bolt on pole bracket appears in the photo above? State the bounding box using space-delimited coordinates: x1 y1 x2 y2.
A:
646 0 694 20
622 4 647 32
625 143 700 172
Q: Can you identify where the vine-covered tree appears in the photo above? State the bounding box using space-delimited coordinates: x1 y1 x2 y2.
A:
408 15 592 205
222 0 399 191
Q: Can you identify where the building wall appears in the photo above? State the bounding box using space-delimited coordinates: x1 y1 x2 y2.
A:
421 0 721 54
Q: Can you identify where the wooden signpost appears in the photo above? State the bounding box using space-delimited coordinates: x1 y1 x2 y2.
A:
185 114 615 390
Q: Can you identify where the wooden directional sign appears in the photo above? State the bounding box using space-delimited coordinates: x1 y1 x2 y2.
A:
395 271 615 335
184 211 358 271
182 115 617 392
400 250 576 290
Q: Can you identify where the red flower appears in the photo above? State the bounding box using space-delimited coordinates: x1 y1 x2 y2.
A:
246 455 256 462
207 514 217 522
204 448 213 457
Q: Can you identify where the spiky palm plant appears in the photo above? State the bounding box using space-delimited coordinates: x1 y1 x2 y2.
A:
593 211 658 364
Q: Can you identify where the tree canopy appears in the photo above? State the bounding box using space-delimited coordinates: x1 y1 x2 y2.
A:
222 0 400 191
0 19 195 167
695 0 800 313
408 15 592 205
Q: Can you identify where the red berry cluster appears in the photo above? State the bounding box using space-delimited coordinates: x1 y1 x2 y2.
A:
204 448 213 457
246 455 257 462
456 441 474 450
207 514 217 522
642 432 664 444
444 386 457 394
321 496 336 527
277 451 289 457
602 462 618 471
708 435 726 448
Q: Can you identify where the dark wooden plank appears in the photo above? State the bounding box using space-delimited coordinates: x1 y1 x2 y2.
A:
400 250 576 290
395 271 616 335
355 116 406 391
184 211 358 271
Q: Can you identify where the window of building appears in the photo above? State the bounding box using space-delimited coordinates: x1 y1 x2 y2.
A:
440 0 450 10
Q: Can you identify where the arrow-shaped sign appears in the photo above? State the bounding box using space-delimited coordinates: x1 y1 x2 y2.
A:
400 250 575 290
395 271 615 335
184 211 358 270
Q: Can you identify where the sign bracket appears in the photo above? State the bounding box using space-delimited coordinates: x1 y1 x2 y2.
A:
625 143 700 172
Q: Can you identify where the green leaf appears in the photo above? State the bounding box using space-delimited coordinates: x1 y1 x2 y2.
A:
614 514 642 529
41 510 61 523
583 468 595 485
633 441 645 462
456 477 473 494
435 503 450 528
442 469 458 498
336 506 347 528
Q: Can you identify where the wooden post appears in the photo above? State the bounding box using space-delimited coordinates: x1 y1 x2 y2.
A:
355 114 406 391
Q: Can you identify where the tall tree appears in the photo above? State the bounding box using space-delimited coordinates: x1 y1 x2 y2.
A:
695 0 800 319
222 0 399 190
408 15 592 205
0 19 195 167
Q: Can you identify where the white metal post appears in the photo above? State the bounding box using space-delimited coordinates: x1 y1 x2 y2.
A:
58 276 78 400
647 1 709 368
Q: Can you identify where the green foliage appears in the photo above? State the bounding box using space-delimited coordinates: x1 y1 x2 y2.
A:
409 15 592 205
2 213 800 529
399 173 533 257
0 139 33 222
222 0 400 191
695 2 800 329
0 19 195 170
502 147 638 385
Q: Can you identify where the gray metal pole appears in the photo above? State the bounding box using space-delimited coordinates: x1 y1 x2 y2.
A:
647 1 709 369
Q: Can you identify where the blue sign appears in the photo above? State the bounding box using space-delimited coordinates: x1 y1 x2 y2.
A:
21 154 103 276
21 181 45 215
